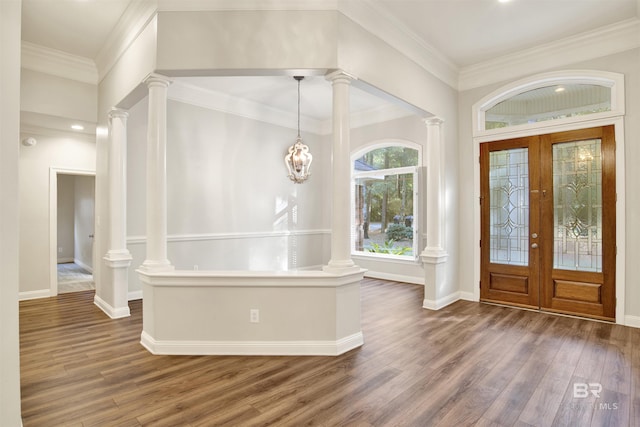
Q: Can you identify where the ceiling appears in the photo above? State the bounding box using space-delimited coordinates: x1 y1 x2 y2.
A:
20 0 640 123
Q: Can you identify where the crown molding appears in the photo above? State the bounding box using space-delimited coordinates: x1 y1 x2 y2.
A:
459 18 640 92
339 0 459 90
169 80 326 134
95 0 158 83
21 41 98 85
157 0 339 11
169 80 413 135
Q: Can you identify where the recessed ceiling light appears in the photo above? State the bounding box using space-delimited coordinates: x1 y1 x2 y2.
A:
498 0 511 3
555 86 566 93
71 124 84 131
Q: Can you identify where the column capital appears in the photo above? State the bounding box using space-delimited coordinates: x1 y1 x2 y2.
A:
423 116 445 127
325 69 358 84
108 108 129 121
144 73 172 88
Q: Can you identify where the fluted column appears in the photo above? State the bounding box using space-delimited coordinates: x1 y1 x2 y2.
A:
421 117 449 309
139 74 174 273
98 108 132 318
323 70 359 274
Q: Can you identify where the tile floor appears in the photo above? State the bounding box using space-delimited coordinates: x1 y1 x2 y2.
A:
57 262 95 293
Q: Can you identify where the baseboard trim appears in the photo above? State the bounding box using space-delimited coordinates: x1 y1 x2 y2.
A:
74 258 93 273
57 257 74 264
140 331 364 356
94 294 131 319
19 289 51 301
423 291 461 310
364 271 424 285
459 291 477 302
624 315 640 328
128 290 143 301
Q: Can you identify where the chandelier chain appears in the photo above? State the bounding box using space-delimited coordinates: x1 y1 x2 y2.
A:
297 78 301 138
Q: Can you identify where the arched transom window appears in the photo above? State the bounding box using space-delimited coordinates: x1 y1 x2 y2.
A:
474 70 625 136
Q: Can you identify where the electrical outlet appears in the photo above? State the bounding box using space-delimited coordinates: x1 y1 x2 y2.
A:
58 247 63 253
193 265 199 270
250 309 259 323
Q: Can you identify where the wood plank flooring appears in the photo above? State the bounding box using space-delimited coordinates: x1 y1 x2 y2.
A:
20 278 640 426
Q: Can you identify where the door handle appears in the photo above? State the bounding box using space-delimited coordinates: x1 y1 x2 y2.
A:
89 234 94 238
531 243 539 248
531 233 538 239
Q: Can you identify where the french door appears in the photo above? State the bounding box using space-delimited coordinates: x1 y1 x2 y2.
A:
480 126 616 321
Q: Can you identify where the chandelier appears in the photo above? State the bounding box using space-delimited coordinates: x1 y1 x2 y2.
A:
284 76 313 183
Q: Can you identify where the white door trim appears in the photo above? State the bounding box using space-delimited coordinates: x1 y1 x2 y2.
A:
49 167 96 296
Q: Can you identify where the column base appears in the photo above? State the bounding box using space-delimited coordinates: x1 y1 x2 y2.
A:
104 249 133 268
421 247 453 310
98 249 133 319
420 247 449 264
138 259 175 274
323 259 361 275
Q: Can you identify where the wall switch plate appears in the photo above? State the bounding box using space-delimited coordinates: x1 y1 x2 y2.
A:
250 309 259 323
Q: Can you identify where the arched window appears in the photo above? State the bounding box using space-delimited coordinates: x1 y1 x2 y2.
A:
473 70 624 136
352 144 420 259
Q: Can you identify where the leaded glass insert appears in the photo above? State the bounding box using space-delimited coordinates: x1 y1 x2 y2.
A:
489 148 529 265
553 139 603 272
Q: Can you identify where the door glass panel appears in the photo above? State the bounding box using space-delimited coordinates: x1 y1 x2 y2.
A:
553 139 602 272
489 148 529 265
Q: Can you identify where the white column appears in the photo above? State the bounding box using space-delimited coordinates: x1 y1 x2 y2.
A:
420 117 449 309
98 108 132 318
106 108 130 257
323 70 359 274
422 117 447 255
140 74 174 273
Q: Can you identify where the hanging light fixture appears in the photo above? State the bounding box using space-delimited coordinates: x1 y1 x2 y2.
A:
285 76 313 183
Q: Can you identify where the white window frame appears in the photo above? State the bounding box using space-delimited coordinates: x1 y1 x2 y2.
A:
350 143 422 262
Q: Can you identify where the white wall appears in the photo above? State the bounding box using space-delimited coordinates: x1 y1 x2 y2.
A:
457 48 640 320
57 174 75 262
125 97 330 293
21 68 96 122
155 11 338 72
74 175 95 271
0 0 23 423
19 131 95 295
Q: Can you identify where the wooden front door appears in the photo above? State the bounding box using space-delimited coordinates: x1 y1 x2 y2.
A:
480 126 616 321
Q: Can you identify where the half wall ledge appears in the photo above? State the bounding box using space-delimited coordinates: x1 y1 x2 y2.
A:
137 268 366 356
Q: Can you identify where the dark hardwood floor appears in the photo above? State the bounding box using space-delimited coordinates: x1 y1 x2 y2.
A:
20 278 640 426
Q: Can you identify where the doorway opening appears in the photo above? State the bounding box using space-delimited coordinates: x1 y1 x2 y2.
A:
480 126 615 321
50 169 96 296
